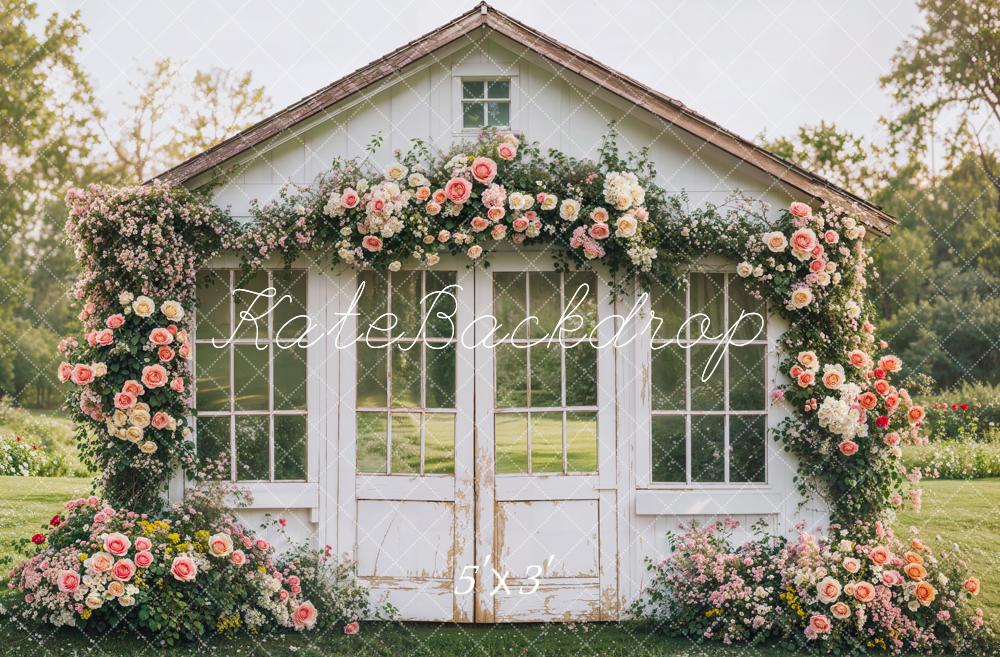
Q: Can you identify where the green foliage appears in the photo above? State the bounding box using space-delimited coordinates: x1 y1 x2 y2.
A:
0 433 65 477
903 440 1000 479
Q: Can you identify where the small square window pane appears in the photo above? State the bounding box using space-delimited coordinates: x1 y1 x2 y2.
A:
731 415 766 483
425 271 457 338
729 344 766 411
566 411 597 472
233 271 270 340
565 346 597 407
495 343 528 408
357 343 387 407
274 415 306 480
690 344 725 411
357 412 387 473
196 270 230 340
426 343 455 408
424 413 455 474
462 80 485 98
651 415 685 483
391 344 421 407
234 345 269 411
463 102 485 129
651 345 685 410
487 80 509 98
690 273 725 339
531 411 563 473
486 101 509 126
274 347 307 410
529 345 561 407
390 413 421 474
235 415 269 480
495 413 528 473
728 276 766 342
196 344 230 412
196 415 231 478
691 415 725 482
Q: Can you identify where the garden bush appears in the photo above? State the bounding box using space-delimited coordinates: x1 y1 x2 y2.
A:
903 440 1000 479
0 433 67 477
914 383 1000 443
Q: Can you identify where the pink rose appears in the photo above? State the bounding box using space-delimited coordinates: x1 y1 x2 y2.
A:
114 391 136 410
111 559 136 581
178 343 191 359
157 346 175 362
341 188 359 209
151 411 171 430
588 223 610 240
230 550 247 566
279 589 290 601
496 142 516 161
361 235 383 253
853 581 876 603
255 539 270 551
103 532 131 556
487 206 505 221
789 202 812 218
57 569 80 593
70 364 95 385
292 601 318 629
170 556 197 582
344 621 360 635
94 329 114 347
470 157 498 184
170 377 185 393
838 440 858 457
444 177 472 204
809 614 831 634
57 362 73 383
241 536 253 549
470 216 490 232
824 230 839 244
790 228 818 253
134 550 154 568
809 259 825 273
869 546 891 565
141 364 168 389
883 432 900 447
511 217 529 232
106 314 125 329
122 380 144 397
287 575 300 586
149 327 174 346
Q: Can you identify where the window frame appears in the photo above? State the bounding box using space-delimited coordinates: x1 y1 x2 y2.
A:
459 77 512 131
193 267 310 484
638 262 774 490
451 69 518 135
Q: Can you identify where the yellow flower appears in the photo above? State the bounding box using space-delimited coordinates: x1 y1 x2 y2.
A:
167 533 180 544
79 553 88 562
80 609 92 620
258 565 267 573
176 542 190 552
194 530 210 541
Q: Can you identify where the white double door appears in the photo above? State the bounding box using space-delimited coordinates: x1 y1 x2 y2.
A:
335 252 618 622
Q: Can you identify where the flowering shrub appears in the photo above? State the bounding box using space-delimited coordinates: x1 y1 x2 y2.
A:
57 294 193 510
0 434 65 477
6 490 322 643
635 520 991 655
903 440 1000 479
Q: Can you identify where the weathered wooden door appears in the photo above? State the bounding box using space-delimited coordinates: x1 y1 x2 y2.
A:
472 253 618 622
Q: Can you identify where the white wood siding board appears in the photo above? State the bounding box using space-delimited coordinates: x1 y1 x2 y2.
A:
267 139 306 184
389 68 430 154
302 120 348 181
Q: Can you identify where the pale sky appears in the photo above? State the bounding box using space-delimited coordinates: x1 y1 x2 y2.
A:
39 0 923 144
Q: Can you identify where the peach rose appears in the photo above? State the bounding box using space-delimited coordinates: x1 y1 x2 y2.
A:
511 216 529 232
57 569 80 593
114 391 136 410
789 287 813 309
141 364 168 389
963 577 980 596
470 216 490 232
821 365 845 390
588 223 610 240
134 550 154 568
853 581 876 603
170 377 185 393
903 551 924 565
208 532 234 557
883 432 901 447
790 364 804 379
487 206 505 221
71 364 95 385
838 440 858 457
497 142 516 161
904 562 927 580
111 558 136 581
884 394 899 411
107 580 125 597
874 379 891 396
292 601 319 629
878 355 902 372
230 550 247 566
790 228 818 253
361 235 383 252
907 406 926 424
809 614 831 634
858 392 878 410
95 329 114 347
817 577 842 604
869 546 891 565
151 411 171 430
467 245 483 259
158 346 175 362
415 186 431 201
149 327 174 345
764 231 787 252
470 157 498 184
789 202 812 218
104 532 131 556
824 230 839 244
106 313 125 329
914 581 937 605
843 557 861 574
170 555 198 582
830 602 851 620
796 371 815 387
122 380 144 397
57 362 73 383
444 177 472 204
89 551 114 573
797 351 818 369
847 349 870 368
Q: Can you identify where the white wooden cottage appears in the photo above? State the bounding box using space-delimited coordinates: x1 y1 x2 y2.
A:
154 3 895 623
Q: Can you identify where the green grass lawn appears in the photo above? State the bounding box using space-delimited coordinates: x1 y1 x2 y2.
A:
0 475 996 655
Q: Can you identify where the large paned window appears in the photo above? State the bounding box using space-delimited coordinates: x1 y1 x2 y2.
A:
649 272 768 485
493 271 599 474
194 269 308 481
354 270 458 475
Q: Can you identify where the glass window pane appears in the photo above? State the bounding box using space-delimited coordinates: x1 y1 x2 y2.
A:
691 415 725 482
390 413 421 474
357 412 387 473
495 413 528 474
650 282 685 341
731 415 766 483
426 343 455 408
728 276 766 342
234 345 269 411
651 345 685 410
690 273 725 340
528 271 561 339
494 272 526 339
487 80 509 98
273 270 308 345
234 271 270 340
495 343 528 408
529 345 561 407
196 270 230 340
274 415 306 480
565 271 598 338
487 102 509 126
274 346 307 410
424 413 455 474
196 344 230 412
463 102 484 129
462 80 485 98
531 412 563 473
730 344 766 411
690 344 725 411
565 346 597 407
651 415 686 483
356 343 387 408
566 411 597 472
358 271 387 337
391 270 421 340
235 415 269 480
196 415 231 478
426 271 457 338
391 344 421 407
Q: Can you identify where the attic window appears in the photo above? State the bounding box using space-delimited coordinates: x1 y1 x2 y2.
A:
461 79 510 129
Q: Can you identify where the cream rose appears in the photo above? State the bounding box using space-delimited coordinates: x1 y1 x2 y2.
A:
559 199 580 221
132 296 155 318
160 300 185 321
208 532 234 557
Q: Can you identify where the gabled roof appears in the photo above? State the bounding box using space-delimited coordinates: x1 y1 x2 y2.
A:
150 2 896 234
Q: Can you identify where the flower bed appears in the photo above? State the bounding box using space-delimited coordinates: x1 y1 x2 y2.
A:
635 519 991 654
0 433 65 477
